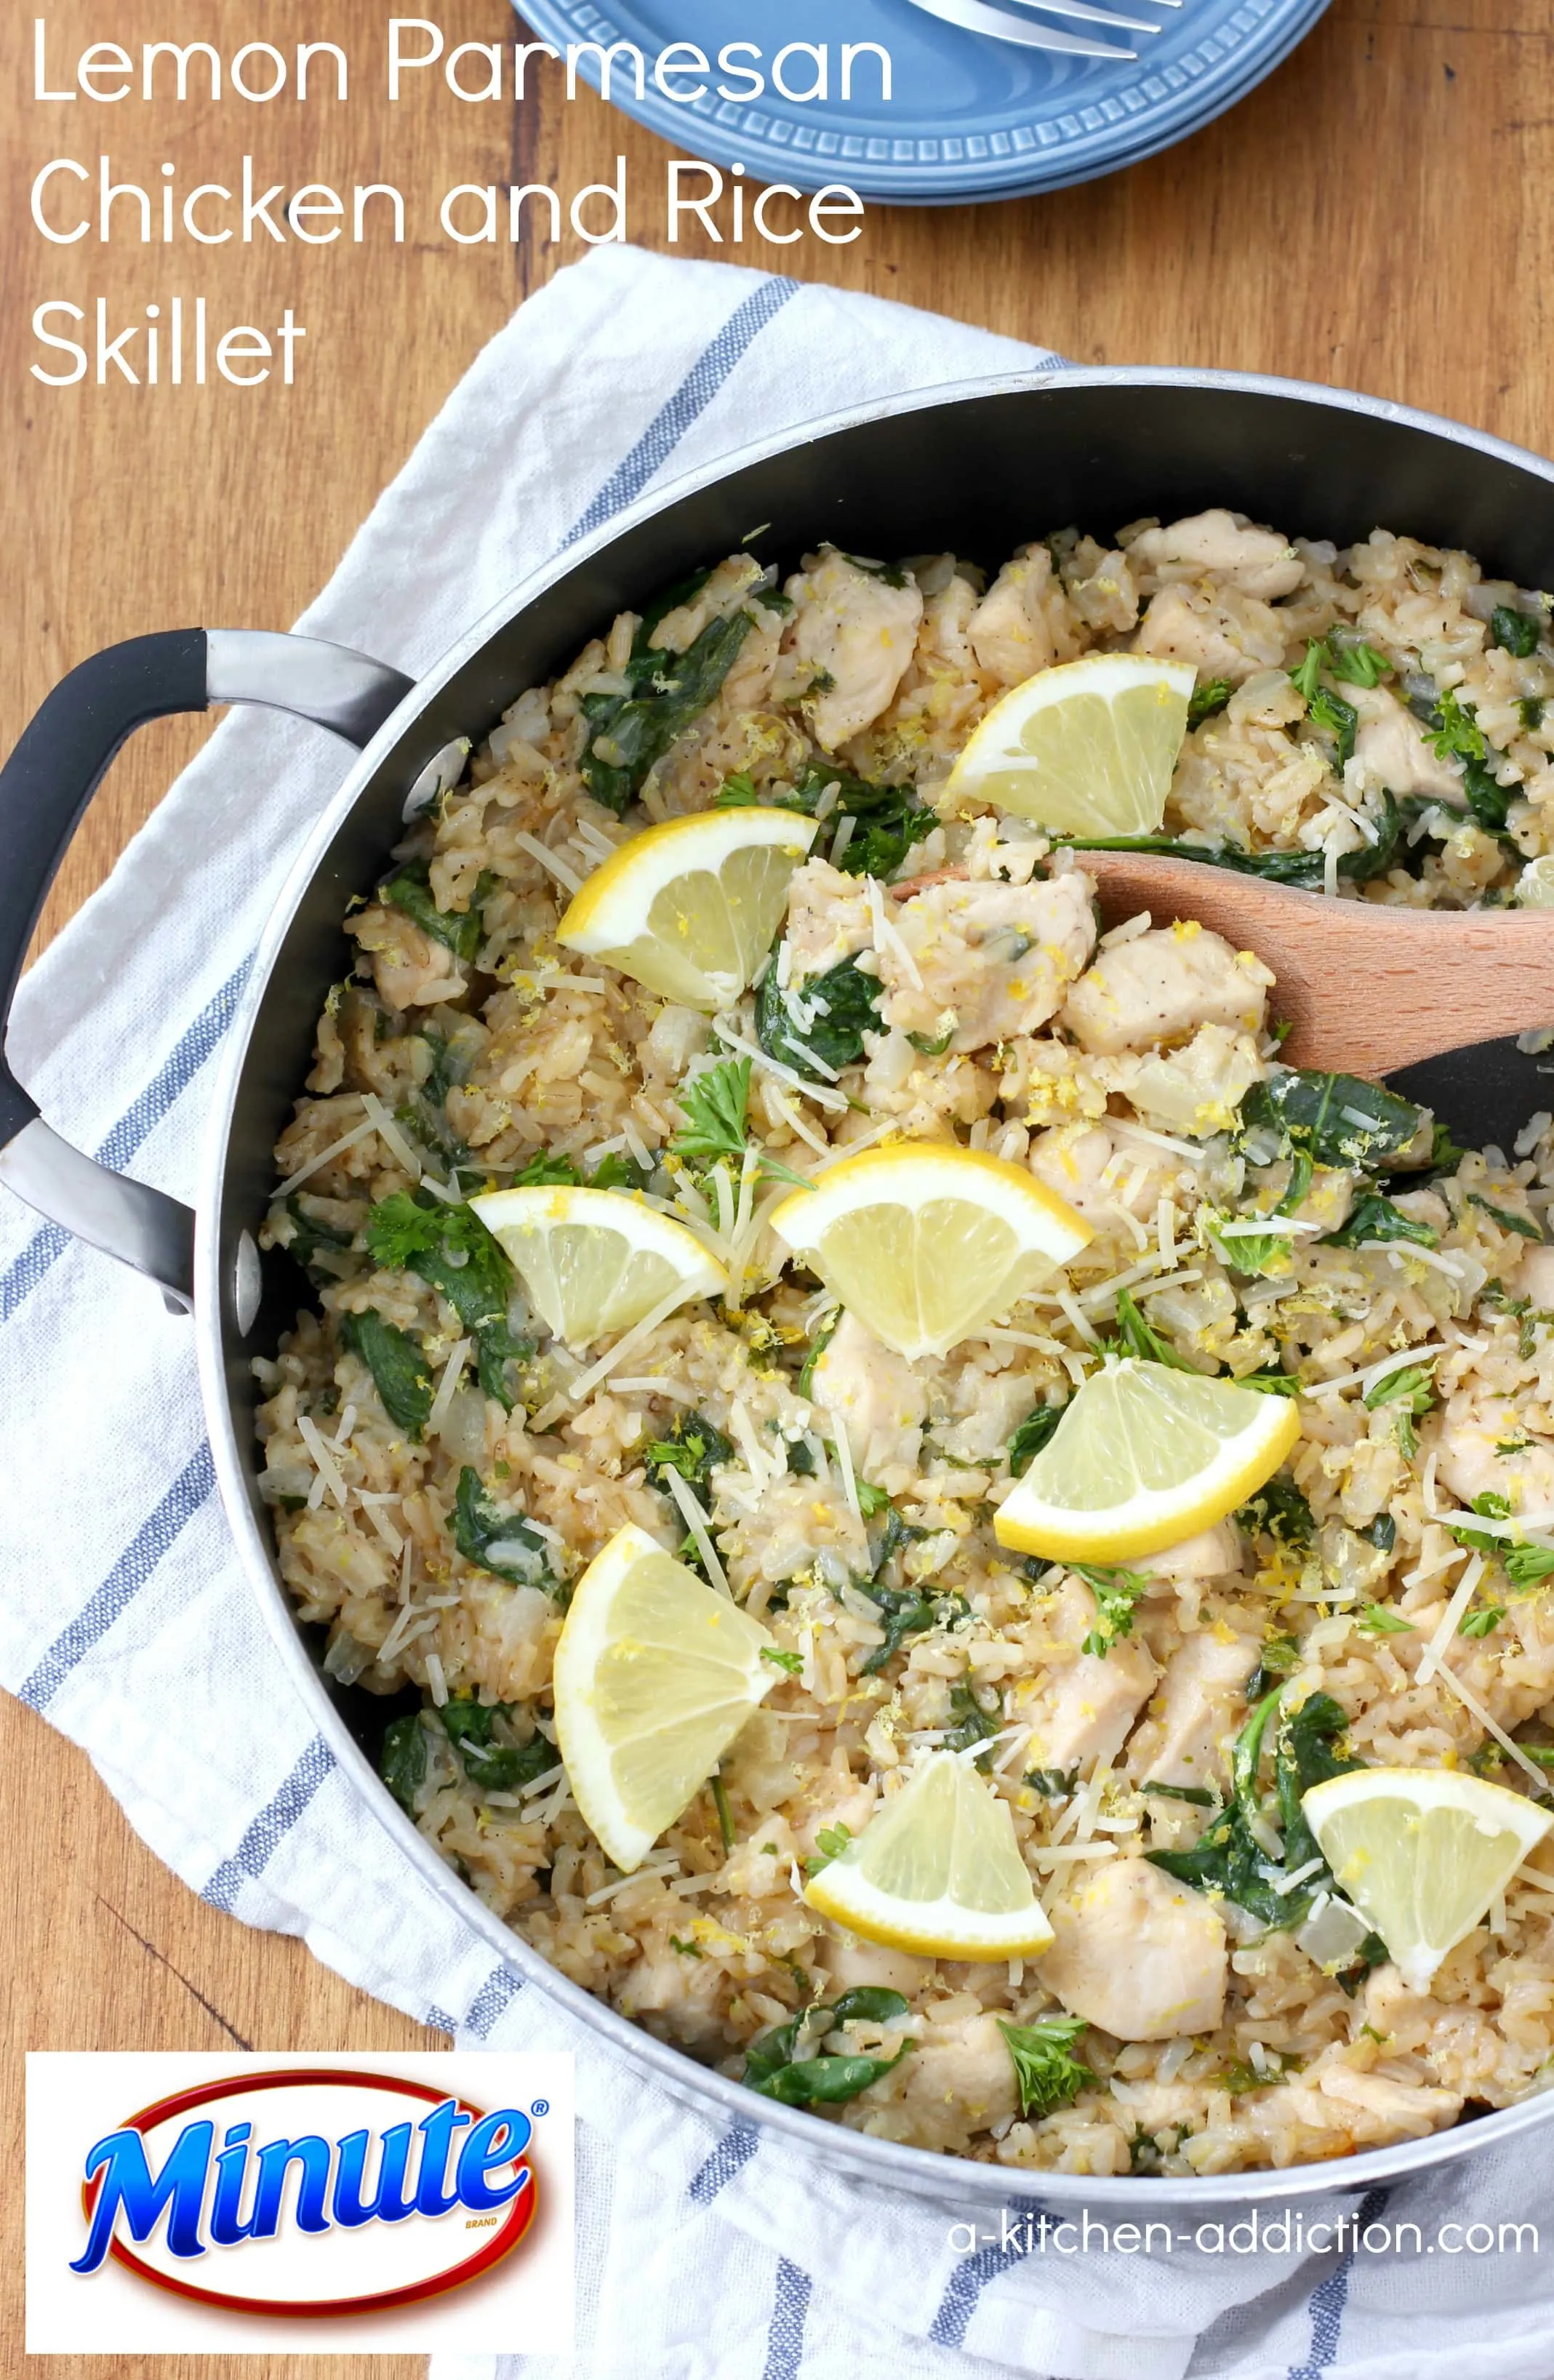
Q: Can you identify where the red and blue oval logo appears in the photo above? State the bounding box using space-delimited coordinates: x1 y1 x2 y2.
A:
73 2068 538 2317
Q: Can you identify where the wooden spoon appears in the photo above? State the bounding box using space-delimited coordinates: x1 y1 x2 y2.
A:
1061 852 1554 1077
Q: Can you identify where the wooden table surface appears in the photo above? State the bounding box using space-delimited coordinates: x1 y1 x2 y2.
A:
3 0 1547 2368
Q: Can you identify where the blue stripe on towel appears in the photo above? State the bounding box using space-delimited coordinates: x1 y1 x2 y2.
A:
462 1961 528 2038
1287 2188 1392 2378
761 2256 812 2380
201 1731 337 1911
0 960 252 1326
17 1441 217 1709
565 276 803 546
929 2211 1046 2349
687 2121 761 2205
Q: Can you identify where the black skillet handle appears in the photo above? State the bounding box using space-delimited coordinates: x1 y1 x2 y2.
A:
0 628 414 1310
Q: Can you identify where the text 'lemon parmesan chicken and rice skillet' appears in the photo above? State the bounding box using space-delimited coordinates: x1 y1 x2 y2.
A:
257 505 1554 2181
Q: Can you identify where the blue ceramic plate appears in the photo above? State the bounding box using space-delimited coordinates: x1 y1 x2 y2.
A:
511 0 1330 203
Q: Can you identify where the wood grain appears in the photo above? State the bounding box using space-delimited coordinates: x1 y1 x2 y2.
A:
3 1 1550 2371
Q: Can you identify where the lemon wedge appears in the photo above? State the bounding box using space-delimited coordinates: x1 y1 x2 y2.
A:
769 1144 1091 1360
1301 1766 1553 1992
470 1185 725 1351
556 807 819 1009
946 652 1194 835
993 1357 1300 1563
553 1523 775 1872
804 1752 1054 1960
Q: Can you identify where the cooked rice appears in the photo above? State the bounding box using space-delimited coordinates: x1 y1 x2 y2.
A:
255 515 1554 2177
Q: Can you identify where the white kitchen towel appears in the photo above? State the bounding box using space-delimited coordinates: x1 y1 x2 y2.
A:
4 244 1554 2380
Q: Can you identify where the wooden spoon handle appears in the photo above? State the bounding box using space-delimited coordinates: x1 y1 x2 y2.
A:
1076 852 1554 1076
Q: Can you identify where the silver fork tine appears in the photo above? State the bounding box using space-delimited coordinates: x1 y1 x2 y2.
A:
900 0 1136 59
1000 0 1162 30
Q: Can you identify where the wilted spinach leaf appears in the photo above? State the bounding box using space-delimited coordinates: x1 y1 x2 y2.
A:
439 1696 555 1792
452 1466 557 1592
1009 1400 1068 1477
742 1990 911 2107
1235 1475 1313 1547
380 1713 428 1811
1323 1193 1438 1250
380 861 495 965
581 608 753 812
340 1309 433 1438
1238 1067 1427 1171
758 950 881 1080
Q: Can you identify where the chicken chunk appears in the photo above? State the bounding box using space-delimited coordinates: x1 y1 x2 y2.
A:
1125 1624 1260 1793
817 1935 935 2000
348 902 470 1010
1063 924 1271 1056
648 553 765 653
1131 584 1289 685
779 550 924 750
899 2010 1020 2136
1350 687 1464 804
1040 1857 1227 2039
1021 1578 1158 1774
809 1310 928 1473
1127 510 1305 602
877 873 1097 1052
1517 1244 1554 1307
1093 1025 1265 1138
1315 2064 1462 2137
1143 1523 1243 1582
967 545 1076 685
783 857 875 987
1027 1121 1174 1228
1427 1387 1554 1518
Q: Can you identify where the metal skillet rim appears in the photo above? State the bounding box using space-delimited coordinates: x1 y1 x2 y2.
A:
197 362 1554 2208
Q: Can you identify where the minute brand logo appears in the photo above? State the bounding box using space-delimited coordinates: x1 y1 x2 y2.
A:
71 2069 539 2317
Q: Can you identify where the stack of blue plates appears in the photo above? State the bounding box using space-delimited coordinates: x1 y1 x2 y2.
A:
510 0 1329 204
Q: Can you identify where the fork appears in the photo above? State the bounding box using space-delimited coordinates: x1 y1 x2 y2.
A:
902 0 1173 57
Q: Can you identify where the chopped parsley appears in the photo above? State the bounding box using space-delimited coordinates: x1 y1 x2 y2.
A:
1187 678 1233 724
998 2016 1093 2119
803 1822 853 1877
761 1646 804 1677
669 1057 809 1190
1073 1563 1150 1656
1358 1603 1415 1636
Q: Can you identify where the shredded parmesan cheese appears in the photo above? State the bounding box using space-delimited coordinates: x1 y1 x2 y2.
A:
663 1468 731 1595
362 1092 423 1182
567 1284 712 1402
275 1104 372 1198
512 830 584 894
427 1337 473 1435
297 1415 348 1509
